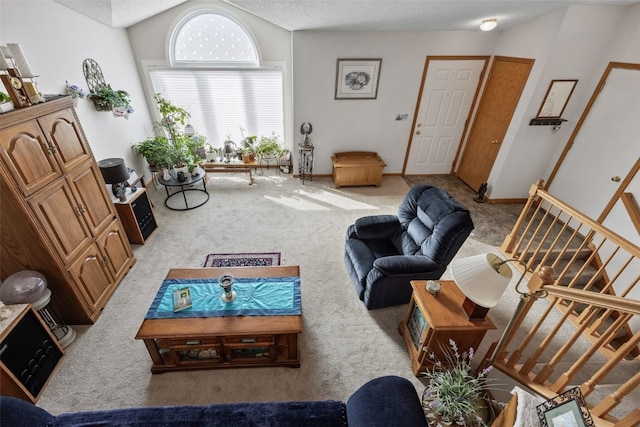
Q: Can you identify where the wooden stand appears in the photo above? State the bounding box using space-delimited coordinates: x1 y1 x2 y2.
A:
399 280 496 376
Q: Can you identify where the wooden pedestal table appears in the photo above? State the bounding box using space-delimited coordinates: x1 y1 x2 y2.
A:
136 266 302 373
201 160 257 185
398 280 496 376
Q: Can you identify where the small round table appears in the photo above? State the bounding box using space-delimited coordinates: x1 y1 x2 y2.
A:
157 169 209 211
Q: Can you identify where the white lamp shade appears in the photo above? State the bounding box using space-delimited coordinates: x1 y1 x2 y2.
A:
450 253 512 308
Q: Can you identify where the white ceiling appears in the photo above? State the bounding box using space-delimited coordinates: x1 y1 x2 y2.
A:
55 0 639 31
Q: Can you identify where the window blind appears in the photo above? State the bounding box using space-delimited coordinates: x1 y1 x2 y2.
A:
149 68 283 147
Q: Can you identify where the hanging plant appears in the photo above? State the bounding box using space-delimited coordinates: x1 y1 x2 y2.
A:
87 85 134 119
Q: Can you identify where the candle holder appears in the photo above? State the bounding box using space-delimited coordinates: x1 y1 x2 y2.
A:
218 274 237 303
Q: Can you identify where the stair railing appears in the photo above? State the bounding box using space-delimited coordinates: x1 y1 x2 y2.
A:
484 180 640 427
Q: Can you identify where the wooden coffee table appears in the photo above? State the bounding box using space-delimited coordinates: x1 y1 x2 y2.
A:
135 266 302 373
201 160 257 185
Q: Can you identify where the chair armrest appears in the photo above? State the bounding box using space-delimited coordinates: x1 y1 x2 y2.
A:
351 215 401 239
373 255 439 275
346 376 427 427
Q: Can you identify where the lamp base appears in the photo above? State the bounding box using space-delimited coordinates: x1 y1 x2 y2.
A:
462 297 490 320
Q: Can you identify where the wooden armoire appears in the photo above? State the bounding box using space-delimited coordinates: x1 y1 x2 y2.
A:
0 96 135 324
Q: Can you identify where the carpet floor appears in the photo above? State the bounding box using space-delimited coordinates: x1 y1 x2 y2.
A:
36 172 617 416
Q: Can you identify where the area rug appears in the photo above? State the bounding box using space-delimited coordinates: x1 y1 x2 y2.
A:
203 252 281 267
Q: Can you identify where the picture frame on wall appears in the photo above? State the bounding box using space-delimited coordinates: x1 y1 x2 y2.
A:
536 387 595 427
537 79 578 118
335 58 382 100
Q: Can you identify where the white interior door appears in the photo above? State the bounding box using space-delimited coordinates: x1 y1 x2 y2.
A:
405 59 485 175
548 67 640 220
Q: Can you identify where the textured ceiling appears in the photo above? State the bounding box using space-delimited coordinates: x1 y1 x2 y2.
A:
55 0 639 30
54 0 188 28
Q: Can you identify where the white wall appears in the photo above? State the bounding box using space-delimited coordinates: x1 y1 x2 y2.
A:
292 31 498 175
0 0 155 179
488 5 629 199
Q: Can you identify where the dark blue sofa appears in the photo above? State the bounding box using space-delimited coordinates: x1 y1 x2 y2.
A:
345 184 474 309
0 376 427 427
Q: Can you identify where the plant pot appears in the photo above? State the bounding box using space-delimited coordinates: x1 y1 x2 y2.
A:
243 153 255 163
174 165 189 177
206 152 217 162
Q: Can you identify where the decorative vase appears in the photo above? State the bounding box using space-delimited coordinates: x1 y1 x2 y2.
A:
162 168 171 180
218 274 237 303
192 164 203 176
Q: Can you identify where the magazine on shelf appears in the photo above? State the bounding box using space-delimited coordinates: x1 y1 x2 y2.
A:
173 287 192 312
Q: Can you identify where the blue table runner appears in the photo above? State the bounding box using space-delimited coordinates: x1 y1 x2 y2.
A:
145 276 301 319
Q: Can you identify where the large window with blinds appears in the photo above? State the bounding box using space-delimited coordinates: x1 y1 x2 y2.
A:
149 11 283 146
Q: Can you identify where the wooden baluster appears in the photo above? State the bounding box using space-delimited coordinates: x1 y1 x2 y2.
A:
589 370 640 419
551 313 630 393
501 179 543 256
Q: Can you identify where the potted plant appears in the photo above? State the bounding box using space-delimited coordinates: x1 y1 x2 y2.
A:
87 85 134 118
132 136 173 169
421 339 500 426
255 132 284 160
133 93 205 175
241 134 257 163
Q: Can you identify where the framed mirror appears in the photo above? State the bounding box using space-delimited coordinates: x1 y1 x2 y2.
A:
537 79 577 118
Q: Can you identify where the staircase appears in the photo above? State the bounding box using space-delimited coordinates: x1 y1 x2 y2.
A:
483 180 640 427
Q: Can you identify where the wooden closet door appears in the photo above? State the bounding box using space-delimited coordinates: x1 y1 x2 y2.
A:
0 120 61 196
37 108 91 173
29 179 92 265
456 56 534 192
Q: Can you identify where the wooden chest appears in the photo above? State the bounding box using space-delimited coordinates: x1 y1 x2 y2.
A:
331 151 386 188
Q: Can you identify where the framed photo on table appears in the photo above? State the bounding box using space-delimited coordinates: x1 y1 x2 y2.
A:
537 387 594 427
335 58 382 100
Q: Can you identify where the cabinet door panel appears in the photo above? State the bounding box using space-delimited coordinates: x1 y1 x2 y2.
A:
37 109 91 173
69 243 113 310
97 222 133 280
0 120 61 196
29 180 92 264
68 164 114 235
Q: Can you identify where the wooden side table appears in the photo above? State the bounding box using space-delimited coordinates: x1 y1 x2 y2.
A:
398 280 496 376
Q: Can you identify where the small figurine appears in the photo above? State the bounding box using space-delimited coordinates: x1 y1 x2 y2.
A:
300 122 313 147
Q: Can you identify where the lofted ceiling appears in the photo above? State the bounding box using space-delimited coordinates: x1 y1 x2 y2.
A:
55 0 639 31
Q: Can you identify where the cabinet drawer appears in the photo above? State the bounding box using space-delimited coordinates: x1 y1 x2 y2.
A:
222 335 274 345
168 338 219 347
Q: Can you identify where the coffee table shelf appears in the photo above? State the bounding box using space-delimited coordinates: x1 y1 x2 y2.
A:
135 266 302 373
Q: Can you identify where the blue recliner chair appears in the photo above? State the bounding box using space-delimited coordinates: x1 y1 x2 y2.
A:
344 184 474 309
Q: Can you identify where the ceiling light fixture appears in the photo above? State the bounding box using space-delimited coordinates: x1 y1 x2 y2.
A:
480 18 498 31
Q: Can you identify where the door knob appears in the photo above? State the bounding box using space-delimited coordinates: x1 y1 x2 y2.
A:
491 140 499 144
611 176 621 182
415 130 421 135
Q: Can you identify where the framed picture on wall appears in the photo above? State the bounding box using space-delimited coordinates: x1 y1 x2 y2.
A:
537 79 578 118
335 58 382 100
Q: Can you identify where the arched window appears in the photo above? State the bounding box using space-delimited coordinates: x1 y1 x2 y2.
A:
170 12 259 67
149 10 283 147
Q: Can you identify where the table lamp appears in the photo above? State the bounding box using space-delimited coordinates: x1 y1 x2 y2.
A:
449 253 516 320
98 158 130 201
